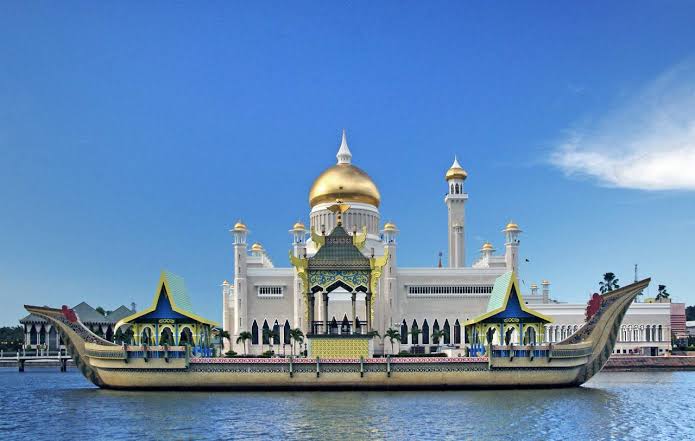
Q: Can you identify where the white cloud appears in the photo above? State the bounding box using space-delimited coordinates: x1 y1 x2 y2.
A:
551 62 695 191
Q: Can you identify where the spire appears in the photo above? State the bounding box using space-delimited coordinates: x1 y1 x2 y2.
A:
336 129 352 164
451 155 462 169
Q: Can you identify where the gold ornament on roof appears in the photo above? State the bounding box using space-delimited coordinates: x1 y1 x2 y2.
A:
445 156 468 181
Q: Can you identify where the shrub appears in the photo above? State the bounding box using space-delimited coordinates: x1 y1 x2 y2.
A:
224 350 237 357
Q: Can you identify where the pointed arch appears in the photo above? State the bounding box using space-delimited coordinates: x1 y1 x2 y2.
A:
432 319 441 344
330 317 338 335
411 319 419 345
272 320 280 345
454 319 461 344
262 320 270 345
443 319 451 344
251 320 259 345
284 320 291 345
401 320 408 344
341 314 350 335
422 320 430 345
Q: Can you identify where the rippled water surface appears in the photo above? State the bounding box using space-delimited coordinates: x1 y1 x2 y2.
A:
1 368 692 440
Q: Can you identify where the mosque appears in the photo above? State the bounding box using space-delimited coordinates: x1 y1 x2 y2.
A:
222 131 675 357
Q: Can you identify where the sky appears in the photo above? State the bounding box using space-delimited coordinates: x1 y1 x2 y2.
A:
1 2 694 325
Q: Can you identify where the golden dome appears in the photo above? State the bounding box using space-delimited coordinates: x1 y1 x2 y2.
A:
309 163 380 208
504 221 521 231
445 156 468 181
383 221 397 231
292 221 306 230
542 280 550 285
251 242 263 252
530 284 538 289
481 242 494 251
233 221 247 231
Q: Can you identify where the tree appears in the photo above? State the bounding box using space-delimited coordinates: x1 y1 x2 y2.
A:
686 305 695 321
656 285 670 302
409 328 422 346
236 331 252 355
289 328 304 356
599 272 620 294
95 306 106 316
0 326 23 351
384 328 400 354
262 328 278 354
218 330 230 352
367 330 381 341
432 329 448 346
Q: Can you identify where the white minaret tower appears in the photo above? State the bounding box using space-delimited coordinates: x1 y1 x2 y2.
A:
503 221 522 273
380 221 398 353
290 221 307 330
231 220 248 351
444 156 468 267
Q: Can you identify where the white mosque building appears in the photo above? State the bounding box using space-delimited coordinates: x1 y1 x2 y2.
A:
222 131 673 356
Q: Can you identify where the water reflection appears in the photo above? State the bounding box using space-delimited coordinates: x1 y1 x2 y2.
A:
2 369 693 441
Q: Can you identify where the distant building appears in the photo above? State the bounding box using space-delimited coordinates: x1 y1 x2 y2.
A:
20 302 134 350
687 321 695 338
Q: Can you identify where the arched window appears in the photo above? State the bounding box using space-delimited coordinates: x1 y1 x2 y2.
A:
432 320 441 344
330 317 338 335
453 320 461 344
251 320 259 344
341 315 350 335
401 320 408 344
443 319 451 344
646 326 651 342
658 325 663 342
180 327 193 346
262 320 271 345
422 320 430 345
160 327 174 346
524 327 537 345
272 320 280 345
284 320 291 345
411 320 419 345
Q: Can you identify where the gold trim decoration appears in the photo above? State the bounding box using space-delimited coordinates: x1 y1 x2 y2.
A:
353 226 367 250
368 248 390 321
310 227 325 250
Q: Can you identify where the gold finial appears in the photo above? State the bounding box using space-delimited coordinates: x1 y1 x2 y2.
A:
327 199 351 226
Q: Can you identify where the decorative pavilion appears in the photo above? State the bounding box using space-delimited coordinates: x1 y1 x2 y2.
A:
290 201 388 358
115 271 218 356
466 271 552 356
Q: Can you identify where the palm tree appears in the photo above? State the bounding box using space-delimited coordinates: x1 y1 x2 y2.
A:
236 331 252 355
656 284 670 302
384 328 400 354
409 328 422 346
289 328 304 356
367 330 381 341
599 272 620 293
263 328 278 354
432 329 448 347
218 330 230 352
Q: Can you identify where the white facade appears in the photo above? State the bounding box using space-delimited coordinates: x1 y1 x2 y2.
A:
222 133 671 356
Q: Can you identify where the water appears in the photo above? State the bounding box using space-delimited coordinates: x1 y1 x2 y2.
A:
1 368 693 440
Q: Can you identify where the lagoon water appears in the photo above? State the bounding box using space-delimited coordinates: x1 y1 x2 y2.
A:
1 368 692 440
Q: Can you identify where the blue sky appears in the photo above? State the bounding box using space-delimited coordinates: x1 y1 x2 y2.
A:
1 2 694 325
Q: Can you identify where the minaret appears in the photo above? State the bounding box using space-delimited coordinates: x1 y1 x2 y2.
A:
503 221 522 273
230 221 248 349
381 222 398 353
221 280 231 352
289 221 307 329
480 242 495 266
444 156 468 267
541 280 550 303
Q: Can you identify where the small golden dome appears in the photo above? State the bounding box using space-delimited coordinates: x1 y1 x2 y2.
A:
251 242 263 252
309 164 380 208
383 221 397 231
233 221 247 231
504 221 521 231
292 221 306 230
481 242 494 251
445 156 468 181
542 280 550 285
530 284 538 289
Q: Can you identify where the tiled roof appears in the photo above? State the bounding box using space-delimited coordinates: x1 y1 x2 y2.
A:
485 271 514 313
106 305 135 322
308 225 370 270
20 303 134 325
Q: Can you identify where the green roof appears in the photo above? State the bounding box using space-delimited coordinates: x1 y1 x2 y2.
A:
162 271 193 314
485 271 514 313
308 225 371 270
